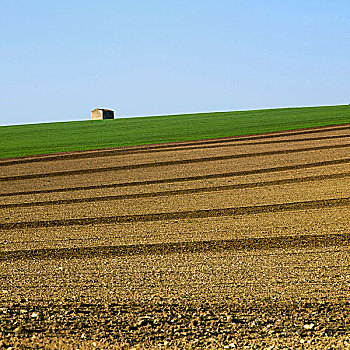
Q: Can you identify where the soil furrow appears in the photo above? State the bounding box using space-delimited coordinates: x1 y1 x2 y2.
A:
4 149 348 194
3 172 350 209
3 207 347 252
1 157 349 197
1 197 349 230
1 124 349 166
1 143 349 182
1 232 350 262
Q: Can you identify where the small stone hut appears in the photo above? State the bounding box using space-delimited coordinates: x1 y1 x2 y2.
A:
91 108 115 120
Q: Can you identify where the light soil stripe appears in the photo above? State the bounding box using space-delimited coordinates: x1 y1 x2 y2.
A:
1 128 349 166
2 158 350 197
1 143 349 183
1 232 350 261
2 172 350 209
0 197 349 230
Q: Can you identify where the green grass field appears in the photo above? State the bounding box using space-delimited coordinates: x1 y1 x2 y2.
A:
1 105 349 158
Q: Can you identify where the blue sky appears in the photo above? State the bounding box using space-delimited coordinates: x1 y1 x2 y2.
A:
1 0 349 126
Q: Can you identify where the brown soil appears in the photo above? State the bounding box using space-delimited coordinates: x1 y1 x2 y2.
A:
1 148 349 195
0 124 349 349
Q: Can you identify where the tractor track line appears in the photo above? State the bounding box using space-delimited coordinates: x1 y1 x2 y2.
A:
2 158 350 197
1 143 349 183
2 172 349 209
1 197 349 230
1 132 349 166
1 232 350 261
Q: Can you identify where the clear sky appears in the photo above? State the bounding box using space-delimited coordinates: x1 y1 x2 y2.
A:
1 0 349 126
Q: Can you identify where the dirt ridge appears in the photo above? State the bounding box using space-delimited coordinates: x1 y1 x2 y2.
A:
1 232 350 262
2 158 350 197
3 172 350 209
1 143 349 183
1 197 349 230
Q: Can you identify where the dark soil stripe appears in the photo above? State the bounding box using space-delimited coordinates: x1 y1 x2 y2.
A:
1 197 349 230
1 232 350 261
1 129 349 166
1 143 349 183
2 158 350 197
2 172 349 209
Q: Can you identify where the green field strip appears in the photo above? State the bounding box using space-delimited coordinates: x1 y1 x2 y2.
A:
1 105 350 158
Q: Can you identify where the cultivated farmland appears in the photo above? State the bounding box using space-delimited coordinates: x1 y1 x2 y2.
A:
0 124 350 349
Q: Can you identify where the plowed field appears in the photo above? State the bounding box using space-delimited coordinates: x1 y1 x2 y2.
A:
0 124 350 349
